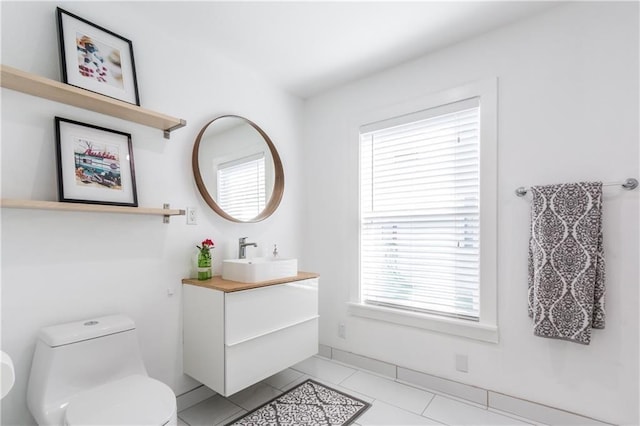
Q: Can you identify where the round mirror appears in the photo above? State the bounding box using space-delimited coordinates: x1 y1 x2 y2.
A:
192 115 284 222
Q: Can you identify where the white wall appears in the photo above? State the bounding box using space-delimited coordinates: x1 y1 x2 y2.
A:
1 2 304 425
3 2 639 425
302 3 639 424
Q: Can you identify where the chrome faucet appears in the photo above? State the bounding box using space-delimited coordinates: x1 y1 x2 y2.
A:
238 237 257 259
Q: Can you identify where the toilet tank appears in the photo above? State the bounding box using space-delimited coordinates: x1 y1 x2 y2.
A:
27 315 148 425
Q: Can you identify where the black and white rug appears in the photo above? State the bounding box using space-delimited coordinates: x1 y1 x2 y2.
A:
225 379 371 426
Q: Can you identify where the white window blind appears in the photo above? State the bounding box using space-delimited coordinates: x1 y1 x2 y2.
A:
360 98 480 321
217 153 266 221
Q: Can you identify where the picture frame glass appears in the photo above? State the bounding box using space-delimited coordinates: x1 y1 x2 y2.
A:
58 8 139 105
56 118 138 207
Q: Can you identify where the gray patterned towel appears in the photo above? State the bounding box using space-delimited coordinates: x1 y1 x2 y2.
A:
528 182 605 345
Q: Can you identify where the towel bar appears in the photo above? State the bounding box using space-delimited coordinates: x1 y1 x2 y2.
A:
515 177 638 197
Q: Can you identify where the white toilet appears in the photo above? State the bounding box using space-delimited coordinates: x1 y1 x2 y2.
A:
27 315 177 426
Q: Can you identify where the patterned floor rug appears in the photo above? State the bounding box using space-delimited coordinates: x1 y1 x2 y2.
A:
225 379 371 426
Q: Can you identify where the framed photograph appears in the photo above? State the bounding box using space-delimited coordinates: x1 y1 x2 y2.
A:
57 7 140 105
55 117 138 207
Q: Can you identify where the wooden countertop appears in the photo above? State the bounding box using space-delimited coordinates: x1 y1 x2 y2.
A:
182 271 319 292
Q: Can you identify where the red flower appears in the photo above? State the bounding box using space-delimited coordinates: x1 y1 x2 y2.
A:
197 238 215 252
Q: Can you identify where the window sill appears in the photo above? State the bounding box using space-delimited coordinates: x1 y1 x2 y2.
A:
347 302 498 343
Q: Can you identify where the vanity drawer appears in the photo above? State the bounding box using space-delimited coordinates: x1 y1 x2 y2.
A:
225 317 318 395
225 278 318 345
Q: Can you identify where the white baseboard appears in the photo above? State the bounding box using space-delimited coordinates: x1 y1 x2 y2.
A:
321 345 611 425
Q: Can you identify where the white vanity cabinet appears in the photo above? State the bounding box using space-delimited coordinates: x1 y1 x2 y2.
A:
182 274 319 396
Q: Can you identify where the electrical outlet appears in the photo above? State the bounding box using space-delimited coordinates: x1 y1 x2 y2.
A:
186 207 197 225
455 354 468 373
338 323 346 339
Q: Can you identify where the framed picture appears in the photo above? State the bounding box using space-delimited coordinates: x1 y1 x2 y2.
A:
57 7 140 105
55 117 138 207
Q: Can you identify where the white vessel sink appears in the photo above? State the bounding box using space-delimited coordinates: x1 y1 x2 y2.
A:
222 257 298 283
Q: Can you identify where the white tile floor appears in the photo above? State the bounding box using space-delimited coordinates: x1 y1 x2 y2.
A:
177 355 539 426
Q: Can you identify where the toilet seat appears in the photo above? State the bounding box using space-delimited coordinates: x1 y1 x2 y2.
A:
64 374 176 426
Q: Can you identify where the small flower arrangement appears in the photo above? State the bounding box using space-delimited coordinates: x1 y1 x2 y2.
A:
196 238 214 280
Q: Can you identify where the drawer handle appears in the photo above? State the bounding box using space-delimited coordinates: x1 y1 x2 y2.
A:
226 316 319 347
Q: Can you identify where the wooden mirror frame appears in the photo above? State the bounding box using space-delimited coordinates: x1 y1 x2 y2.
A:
192 115 284 223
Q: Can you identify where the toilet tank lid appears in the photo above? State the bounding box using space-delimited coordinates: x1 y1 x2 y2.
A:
38 315 136 347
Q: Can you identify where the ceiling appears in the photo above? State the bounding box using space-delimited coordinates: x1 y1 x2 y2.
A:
127 1 560 99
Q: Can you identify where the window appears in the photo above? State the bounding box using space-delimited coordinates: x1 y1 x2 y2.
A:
217 153 266 221
360 99 480 320
350 80 497 342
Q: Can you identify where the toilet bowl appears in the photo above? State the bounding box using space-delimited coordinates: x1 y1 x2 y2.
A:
63 374 175 426
27 315 177 426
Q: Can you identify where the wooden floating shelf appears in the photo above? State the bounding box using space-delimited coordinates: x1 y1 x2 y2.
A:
1 199 185 223
0 65 186 139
